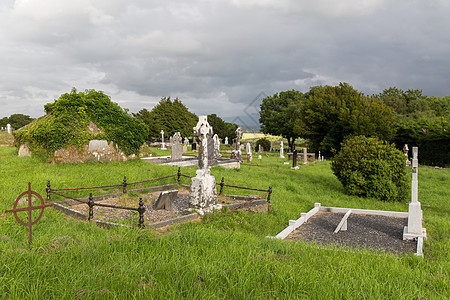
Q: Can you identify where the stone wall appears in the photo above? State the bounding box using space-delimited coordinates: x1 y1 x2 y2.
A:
18 139 136 163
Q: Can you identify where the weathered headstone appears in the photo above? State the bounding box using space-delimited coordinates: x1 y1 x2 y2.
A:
258 144 262 153
224 137 228 145
192 137 197 151
303 147 308 165
153 190 178 211
213 134 221 159
171 132 183 160
231 126 243 162
292 149 298 168
318 151 321 161
280 141 285 158
270 142 273 152
183 137 189 153
6 124 13 135
189 116 219 214
246 142 252 162
160 130 167 150
404 147 426 240
403 144 410 166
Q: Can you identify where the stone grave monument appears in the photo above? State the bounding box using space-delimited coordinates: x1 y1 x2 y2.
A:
171 132 183 160
6 124 13 135
160 130 167 150
153 190 178 211
213 134 221 158
403 144 411 166
189 116 220 214
403 147 427 240
192 137 197 151
280 141 285 158
183 137 189 153
231 126 243 162
246 142 252 162
224 137 228 145
303 147 308 165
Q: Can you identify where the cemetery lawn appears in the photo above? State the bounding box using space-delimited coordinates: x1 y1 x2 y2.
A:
1 146 449 299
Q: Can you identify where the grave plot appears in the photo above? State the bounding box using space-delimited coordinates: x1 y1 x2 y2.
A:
285 211 417 254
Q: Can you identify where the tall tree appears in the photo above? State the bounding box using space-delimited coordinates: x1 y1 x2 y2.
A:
0 114 34 130
259 90 305 149
207 114 238 141
295 83 395 156
134 97 197 139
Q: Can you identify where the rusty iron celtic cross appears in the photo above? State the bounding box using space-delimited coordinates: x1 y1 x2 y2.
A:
5 182 52 243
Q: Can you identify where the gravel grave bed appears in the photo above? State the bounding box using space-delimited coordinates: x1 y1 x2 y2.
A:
286 211 417 254
70 188 254 225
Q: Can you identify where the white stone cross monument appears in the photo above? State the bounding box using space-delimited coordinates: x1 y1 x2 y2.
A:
403 147 427 240
160 130 167 150
280 141 285 158
189 116 219 214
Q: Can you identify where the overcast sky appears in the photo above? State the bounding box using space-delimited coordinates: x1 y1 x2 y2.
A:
1 0 449 128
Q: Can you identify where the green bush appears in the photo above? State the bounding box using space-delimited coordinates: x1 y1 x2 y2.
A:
331 136 408 201
14 88 148 156
255 138 271 152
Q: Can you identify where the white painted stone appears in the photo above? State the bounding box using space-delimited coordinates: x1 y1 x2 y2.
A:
6 124 12 135
160 130 167 150
334 210 352 233
404 147 426 240
280 141 285 158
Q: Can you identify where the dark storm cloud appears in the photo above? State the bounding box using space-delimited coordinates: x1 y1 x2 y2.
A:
1 0 449 123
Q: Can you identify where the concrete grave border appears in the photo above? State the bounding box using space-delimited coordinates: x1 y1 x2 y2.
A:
268 203 425 257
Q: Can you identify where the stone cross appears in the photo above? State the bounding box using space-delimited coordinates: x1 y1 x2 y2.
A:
160 130 166 150
235 127 243 151
404 147 426 240
193 116 213 170
280 141 285 158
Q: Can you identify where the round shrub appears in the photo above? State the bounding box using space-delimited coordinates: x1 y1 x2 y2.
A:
255 138 271 152
331 135 408 201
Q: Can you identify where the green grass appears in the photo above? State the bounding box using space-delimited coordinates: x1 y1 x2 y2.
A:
1 146 449 299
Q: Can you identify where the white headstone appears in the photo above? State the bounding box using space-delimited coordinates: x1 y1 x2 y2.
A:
224 137 228 145
160 130 167 150
6 124 13 135
213 134 221 158
246 142 252 162
280 141 285 158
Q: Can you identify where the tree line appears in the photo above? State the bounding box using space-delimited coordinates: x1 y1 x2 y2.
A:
259 83 449 167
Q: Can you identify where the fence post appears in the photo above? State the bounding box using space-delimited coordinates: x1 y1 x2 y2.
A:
267 186 272 212
219 177 225 195
138 198 145 228
123 176 127 193
46 180 51 200
88 193 94 221
177 167 181 184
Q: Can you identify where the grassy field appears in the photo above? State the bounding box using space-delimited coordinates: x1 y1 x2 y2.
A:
0 146 449 299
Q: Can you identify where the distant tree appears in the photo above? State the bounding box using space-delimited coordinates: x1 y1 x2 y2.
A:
0 114 34 130
377 87 450 167
259 90 306 150
207 114 238 141
295 83 395 157
134 97 197 140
